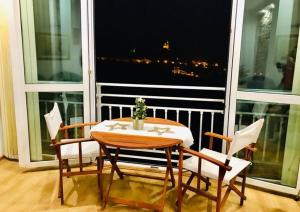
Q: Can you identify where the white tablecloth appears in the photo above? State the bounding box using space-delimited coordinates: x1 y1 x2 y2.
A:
91 120 194 147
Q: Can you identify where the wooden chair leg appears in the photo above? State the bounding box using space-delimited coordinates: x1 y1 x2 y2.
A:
58 160 64 204
177 146 183 212
97 144 104 201
96 157 103 200
197 173 201 191
63 159 71 178
220 177 236 208
216 178 223 212
195 175 211 191
175 173 194 208
205 177 210 191
182 173 195 197
240 169 247 206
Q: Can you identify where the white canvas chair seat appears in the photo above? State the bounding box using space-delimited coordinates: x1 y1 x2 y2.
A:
183 148 250 184
60 140 100 159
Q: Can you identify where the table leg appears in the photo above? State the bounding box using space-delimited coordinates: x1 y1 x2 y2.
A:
115 147 120 161
101 146 122 209
159 160 171 211
102 158 115 209
177 146 183 212
101 145 123 179
166 147 175 187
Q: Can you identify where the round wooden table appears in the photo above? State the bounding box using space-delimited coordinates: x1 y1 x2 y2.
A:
91 117 185 211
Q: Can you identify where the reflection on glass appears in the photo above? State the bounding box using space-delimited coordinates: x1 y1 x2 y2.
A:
27 92 83 161
24 0 82 83
239 0 300 94
236 100 300 187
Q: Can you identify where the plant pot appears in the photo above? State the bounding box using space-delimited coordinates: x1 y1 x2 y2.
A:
132 119 144 130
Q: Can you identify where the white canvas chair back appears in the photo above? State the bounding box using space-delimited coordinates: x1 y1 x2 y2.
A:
227 119 264 160
44 102 63 140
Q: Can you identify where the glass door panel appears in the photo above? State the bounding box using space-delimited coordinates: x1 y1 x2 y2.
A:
232 0 300 192
236 100 300 187
19 0 91 165
239 0 300 95
22 0 82 83
27 92 83 161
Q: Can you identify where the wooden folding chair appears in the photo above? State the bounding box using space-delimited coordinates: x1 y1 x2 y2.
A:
44 102 105 204
177 119 264 212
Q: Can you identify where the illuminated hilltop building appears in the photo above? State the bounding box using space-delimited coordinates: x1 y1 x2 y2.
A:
163 40 170 51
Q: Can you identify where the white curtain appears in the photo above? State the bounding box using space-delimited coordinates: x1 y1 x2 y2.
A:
0 0 18 159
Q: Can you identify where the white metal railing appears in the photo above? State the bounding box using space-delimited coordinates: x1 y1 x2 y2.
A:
40 97 83 153
41 97 83 125
96 83 225 165
39 90 289 167
236 112 288 163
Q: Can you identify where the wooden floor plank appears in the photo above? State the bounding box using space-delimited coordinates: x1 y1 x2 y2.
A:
0 159 299 211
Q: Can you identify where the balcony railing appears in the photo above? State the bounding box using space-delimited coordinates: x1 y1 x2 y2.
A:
38 85 288 171
236 112 288 166
96 83 225 165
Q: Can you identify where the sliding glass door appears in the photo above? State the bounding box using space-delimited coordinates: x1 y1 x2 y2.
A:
15 0 93 166
229 0 300 195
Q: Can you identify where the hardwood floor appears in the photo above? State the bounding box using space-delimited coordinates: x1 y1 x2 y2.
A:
0 158 299 212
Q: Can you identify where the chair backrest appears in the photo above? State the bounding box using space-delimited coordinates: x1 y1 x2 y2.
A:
44 102 63 140
227 119 264 160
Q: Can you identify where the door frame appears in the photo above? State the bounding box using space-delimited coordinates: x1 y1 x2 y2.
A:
10 0 94 168
227 0 300 195
88 0 96 122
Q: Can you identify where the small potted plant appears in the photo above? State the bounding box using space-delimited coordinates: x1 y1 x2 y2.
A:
132 97 147 130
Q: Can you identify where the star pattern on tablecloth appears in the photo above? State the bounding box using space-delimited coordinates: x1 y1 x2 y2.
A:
148 127 174 135
106 122 129 131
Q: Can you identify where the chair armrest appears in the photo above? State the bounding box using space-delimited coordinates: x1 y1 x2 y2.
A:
246 145 257 152
60 122 99 139
204 132 232 152
182 148 232 171
60 122 99 131
51 137 95 147
243 144 257 161
204 132 232 143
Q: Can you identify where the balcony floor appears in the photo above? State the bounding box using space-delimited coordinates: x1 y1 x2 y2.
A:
0 158 299 212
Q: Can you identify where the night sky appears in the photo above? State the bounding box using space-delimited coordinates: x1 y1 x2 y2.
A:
94 0 232 86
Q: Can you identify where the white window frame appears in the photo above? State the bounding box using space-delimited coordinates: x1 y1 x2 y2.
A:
10 0 94 168
227 0 300 196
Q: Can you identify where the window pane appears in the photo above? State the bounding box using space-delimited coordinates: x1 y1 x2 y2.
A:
239 0 300 94
23 0 82 83
27 92 83 161
236 100 300 187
